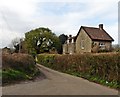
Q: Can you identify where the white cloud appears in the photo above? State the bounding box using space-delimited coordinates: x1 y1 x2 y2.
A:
0 30 23 48
105 23 118 44
0 0 38 47
0 0 36 16
0 0 118 48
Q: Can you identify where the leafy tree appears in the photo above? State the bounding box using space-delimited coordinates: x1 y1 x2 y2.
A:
58 34 68 54
59 34 68 44
25 27 60 54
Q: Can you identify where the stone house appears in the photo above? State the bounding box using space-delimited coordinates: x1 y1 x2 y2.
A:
2 47 11 54
63 24 114 54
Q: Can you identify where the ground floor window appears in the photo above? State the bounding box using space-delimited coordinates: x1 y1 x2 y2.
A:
99 42 105 49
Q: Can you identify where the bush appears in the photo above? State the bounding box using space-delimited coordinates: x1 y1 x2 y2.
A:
37 54 56 68
30 51 37 59
2 53 40 85
37 53 120 89
98 49 110 53
116 48 120 52
2 53 36 73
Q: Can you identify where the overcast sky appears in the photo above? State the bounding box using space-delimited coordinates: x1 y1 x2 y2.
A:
0 0 119 48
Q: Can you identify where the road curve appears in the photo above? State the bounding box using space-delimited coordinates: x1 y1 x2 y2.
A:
2 64 118 95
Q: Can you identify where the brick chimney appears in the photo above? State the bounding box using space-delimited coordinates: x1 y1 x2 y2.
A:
69 35 72 38
69 35 72 43
99 24 103 30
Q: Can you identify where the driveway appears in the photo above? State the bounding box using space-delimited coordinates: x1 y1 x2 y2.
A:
2 64 118 95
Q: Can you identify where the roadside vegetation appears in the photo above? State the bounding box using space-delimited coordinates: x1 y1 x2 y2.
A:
2 53 40 85
2 26 119 87
37 53 120 89
2 27 64 85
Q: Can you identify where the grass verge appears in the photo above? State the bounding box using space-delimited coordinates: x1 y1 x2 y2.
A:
2 68 40 86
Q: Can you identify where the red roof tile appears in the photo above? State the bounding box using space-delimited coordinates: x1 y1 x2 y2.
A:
76 26 114 41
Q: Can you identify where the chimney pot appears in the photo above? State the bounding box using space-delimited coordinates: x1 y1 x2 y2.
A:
99 24 103 30
69 35 72 37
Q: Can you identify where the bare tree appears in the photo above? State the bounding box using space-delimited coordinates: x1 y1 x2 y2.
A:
9 37 24 53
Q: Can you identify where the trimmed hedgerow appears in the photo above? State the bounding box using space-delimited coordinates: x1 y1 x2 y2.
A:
2 53 36 73
37 53 120 89
2 53 40 85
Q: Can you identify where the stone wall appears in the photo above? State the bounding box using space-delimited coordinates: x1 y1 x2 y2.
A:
76 28 92 53
63 43 76 54
105 42 112 50
91 41 112 52
63 28 112 54
63 44 68 54
68 43 76 54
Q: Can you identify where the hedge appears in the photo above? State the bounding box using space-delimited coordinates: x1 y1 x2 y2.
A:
37 53 120 89
2 53 40 85
2 53 36 73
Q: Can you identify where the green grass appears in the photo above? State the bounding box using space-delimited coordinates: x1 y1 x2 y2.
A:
65 71 119 89
0 69 2 77
2 68 40 85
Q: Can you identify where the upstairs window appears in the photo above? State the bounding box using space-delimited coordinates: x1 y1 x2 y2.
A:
81 40 84 49
67 39 69 44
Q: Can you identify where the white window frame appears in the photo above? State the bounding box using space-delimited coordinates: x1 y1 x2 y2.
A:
99 42 105 49
67 39 69 44
71 39 74 43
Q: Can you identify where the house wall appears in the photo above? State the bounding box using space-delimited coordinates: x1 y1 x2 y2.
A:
2 49 11 54
63 27 112 54
63 44 68 54
91 41 112 52
76 28 92 53
105 42 112 50
63 43 76 54
68 43 76 54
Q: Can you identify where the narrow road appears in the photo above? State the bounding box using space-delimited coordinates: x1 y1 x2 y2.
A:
2 64 118 95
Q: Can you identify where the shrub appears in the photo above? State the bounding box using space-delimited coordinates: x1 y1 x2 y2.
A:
116 48 120 52
37 53 120 89
30 51 37 59
2 53 36 74
2 53 40 85
98 49 110 53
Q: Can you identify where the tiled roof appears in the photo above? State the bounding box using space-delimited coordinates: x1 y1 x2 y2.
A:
76 26 114 41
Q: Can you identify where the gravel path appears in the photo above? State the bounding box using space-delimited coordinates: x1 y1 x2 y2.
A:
2 64 118 95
